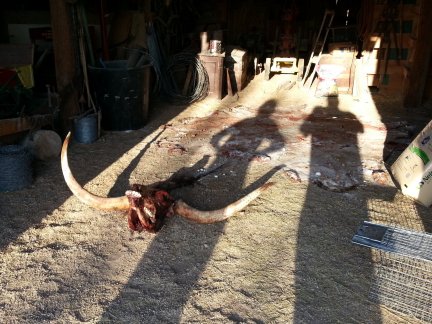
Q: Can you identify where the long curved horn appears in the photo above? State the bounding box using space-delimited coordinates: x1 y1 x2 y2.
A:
172 182 274 223
61 132 129 210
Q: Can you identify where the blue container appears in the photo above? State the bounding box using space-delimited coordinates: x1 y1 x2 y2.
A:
74 113 98 144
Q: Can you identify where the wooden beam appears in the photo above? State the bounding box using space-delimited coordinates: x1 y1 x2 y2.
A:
0 115 53 137
99 0 110 60
403 0 432 108
49 0 80 136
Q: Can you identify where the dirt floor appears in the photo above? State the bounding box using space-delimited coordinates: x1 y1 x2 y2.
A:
1 72 432 323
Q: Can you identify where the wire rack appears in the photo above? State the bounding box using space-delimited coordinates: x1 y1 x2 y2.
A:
353 221 432 261
381 227 432 261
353 221 432 322
370 251 432 323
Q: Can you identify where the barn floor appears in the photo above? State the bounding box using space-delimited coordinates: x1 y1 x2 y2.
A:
1 72 432 323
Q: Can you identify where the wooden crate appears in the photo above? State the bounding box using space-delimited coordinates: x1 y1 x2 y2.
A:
319 54 355 94
328 42 356 57
366 71 405 91
224 48 248 93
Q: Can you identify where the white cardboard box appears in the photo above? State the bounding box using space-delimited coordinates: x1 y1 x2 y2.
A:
391 120 432 207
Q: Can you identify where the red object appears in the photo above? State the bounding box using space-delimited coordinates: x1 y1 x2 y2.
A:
29 27 53 42
126 184 175 233
0 69 19 87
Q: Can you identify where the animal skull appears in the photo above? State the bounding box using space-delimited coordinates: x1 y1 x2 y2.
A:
61 132 273 232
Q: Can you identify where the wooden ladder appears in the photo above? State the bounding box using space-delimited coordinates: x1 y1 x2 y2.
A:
302 10 335 88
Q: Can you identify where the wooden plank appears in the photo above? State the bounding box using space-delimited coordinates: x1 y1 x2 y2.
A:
226 67 233 96
49 0 80 135
0 114 53 137
403 0 432 108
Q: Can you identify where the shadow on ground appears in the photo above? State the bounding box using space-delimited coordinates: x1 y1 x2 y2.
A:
0 102 184 250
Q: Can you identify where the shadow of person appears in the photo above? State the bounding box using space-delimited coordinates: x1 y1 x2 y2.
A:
100 99 285 322
293 97 383 321
208 99 285 192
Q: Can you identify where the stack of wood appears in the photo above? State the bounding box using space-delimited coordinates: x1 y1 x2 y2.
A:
360 1 420 92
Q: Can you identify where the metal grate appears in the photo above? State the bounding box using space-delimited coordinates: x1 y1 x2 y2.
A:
369 252 432 323
352 221 432 262
353 222 432 322
381 227 432 261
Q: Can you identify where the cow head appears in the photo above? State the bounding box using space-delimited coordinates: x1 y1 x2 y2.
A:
61 132 273 232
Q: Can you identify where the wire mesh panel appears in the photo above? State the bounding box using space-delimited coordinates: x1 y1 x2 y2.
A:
367 195 430 232
381 227 432 261
369 252 432 323
0 145 33 192
352 221 432 261
353 222 432 322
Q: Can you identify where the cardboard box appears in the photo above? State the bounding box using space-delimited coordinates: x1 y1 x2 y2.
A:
319 54 355 94
391 120 432 207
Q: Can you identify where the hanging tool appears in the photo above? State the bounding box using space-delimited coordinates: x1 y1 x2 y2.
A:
77 2 95 67
301 10 335 88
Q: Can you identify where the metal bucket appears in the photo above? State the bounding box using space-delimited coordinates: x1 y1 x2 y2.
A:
74 113 98 144
209 40 222 54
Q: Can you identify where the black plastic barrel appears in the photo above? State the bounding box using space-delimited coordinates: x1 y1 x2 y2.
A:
74 113 98 143
88 60 151 131
0 145 33 192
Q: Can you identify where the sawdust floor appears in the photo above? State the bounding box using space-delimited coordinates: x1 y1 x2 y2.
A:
1 73 432 323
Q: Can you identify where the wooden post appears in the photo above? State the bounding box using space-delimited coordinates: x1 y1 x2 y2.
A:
49 0 80 136
99 0 110 61
403 0 432 109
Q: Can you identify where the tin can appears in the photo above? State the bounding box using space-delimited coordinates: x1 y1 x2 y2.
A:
209 40 222 54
